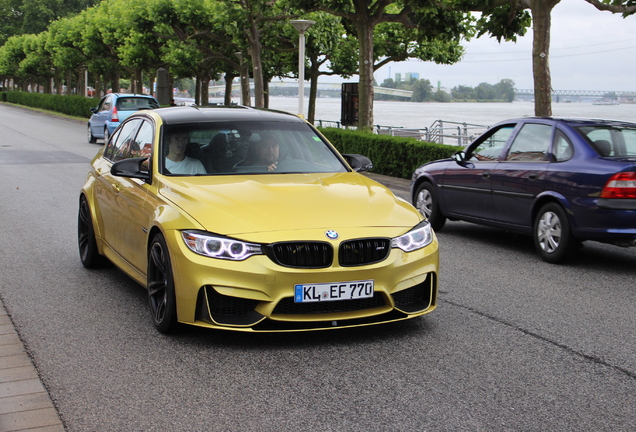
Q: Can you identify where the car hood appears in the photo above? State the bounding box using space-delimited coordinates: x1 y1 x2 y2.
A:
159 172 420 236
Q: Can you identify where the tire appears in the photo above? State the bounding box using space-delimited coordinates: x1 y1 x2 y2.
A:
103 127 110 143
78 196 105 268
87 124 97 144
147 233 178 333
414 182 446 231
534 203 575 263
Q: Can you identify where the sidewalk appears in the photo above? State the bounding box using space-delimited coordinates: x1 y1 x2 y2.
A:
0 172 409 432
0 298 64 432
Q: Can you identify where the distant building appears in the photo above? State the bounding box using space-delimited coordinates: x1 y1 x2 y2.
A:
395 73 402 83
405 72 420 81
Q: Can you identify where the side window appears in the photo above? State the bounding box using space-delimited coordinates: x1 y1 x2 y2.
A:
468 125 514 161
101 95 112 112
103 128 121 160
96 97 106 112
553 130 574 162
620 129 636 156
106 119 142 162
131 120 154 159
505 123 552 162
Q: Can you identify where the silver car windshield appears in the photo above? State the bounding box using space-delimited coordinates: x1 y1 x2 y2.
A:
161 121 348 176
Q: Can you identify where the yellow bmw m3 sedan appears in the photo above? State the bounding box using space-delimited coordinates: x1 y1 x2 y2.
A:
78 106 439 333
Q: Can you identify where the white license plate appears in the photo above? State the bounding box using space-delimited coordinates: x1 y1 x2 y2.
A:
294 280 374 303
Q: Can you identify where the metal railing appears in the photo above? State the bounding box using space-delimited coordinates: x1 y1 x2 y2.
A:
427 120 490 146
314 119 490 146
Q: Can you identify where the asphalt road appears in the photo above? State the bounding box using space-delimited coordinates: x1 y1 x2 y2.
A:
1 103 635 432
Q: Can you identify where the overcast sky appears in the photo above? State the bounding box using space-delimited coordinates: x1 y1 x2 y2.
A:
371 0 636 92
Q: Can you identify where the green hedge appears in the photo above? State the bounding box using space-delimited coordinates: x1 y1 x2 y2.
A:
0 91 96 119
320 128 458 179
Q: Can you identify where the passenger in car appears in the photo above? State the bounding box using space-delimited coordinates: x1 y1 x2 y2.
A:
165 134 207 175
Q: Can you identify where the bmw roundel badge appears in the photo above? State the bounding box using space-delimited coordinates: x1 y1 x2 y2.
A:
325 230 339 240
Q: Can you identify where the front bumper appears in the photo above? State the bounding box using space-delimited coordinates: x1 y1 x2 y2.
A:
164 229 439 332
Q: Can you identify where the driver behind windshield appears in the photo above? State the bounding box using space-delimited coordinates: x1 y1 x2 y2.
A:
164 133 206 175
237 134 280 172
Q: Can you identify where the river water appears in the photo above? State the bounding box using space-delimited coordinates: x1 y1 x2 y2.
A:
208 96 636 130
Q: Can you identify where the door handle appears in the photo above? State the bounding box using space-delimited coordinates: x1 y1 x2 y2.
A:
528 173 538 180
482 171 491 178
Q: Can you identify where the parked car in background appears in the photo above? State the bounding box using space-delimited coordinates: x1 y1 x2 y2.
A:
87 93 159 143
79 106 439 333
411 117 636 263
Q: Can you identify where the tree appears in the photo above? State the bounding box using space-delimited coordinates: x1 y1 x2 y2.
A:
452 84 474 100
468 0 636 115
142 0 232 105
494 78 515 102
286 12 356 122
411 79 432 102
220 0 299 108
475 82 496 100
293 0 474 131
0 0 99 45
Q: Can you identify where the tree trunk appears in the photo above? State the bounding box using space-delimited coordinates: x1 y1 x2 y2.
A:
65 71 72 95
530 0 560 116
239 60 251 106
308 67 319 124
112 71 120 94
133 70 143 94
194 78 201 105
223 71 236 105
355 18 375 132
200 75 210 105
263 79 269 108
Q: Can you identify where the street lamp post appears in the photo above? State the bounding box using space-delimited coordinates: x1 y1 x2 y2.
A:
290 19 315 117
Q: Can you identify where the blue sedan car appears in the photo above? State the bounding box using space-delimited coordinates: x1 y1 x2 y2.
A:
411 117 636 263
87 93 159 143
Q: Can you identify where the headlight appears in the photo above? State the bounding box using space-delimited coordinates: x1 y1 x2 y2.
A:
181 230 262 260
391 221 433 252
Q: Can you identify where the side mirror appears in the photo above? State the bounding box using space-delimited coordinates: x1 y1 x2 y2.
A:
111 157 150 181
90 107 98 114
343 154 373 172
452 151 467 163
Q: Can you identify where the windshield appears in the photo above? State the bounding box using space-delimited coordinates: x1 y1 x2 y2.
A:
576 125 636 157
161 121 348 176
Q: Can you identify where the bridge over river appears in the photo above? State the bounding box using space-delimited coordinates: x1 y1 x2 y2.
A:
210 82 636 103
209 81 414 97
515 89 636 103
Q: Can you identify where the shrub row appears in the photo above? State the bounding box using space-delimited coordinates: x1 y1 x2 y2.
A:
319 127 459 179
0 91 96 118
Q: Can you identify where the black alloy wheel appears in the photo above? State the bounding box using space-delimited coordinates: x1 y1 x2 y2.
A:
415 182 446 231
533 202 575 263
78 196 105 268
147 233 178 333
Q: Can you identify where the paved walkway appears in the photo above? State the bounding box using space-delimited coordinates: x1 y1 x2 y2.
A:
0 298 64 432
0 172 410 432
